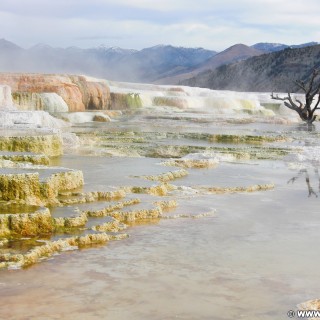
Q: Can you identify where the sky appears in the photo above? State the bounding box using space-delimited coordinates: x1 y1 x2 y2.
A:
0 0 320 51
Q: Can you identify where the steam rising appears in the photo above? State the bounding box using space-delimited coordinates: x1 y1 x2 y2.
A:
0 39 215 84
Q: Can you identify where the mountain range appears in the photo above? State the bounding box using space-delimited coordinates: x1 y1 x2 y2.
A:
0 39 318 90
181 44 320 93
0 39 216 83
155 43 263 84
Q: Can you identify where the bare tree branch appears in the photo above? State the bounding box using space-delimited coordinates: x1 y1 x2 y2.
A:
305 69 319 96
295 97 304 109
312 94 320 113
270 93 286 101
288 93 300 109
310 82 320 97
295 80 307 92
283 101 298 111
270 93 300 110
271 68 320 124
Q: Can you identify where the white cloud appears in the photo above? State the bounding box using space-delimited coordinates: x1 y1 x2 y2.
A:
0 0 319 50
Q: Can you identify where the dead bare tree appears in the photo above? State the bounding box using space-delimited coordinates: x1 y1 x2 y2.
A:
271 69 320 124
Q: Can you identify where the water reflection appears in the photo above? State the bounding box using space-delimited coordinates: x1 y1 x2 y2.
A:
294 123 317 132
288 168 320 197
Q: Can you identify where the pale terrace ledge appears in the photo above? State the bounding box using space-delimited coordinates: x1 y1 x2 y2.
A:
0 167 84 206
0 132 63 157
0 207 53 238
0 151 50 165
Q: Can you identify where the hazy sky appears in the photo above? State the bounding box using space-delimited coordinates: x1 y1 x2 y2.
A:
1 0 319 51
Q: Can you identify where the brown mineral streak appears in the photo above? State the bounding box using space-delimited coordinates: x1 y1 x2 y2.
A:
0 73 111 112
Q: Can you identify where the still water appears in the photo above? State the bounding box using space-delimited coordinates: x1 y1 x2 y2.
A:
1 114 320 320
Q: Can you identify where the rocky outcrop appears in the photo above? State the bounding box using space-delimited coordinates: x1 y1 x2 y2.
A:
162 158 218 169
207 134 287 144
110 92 142 110
92 114 110 122
0 134 63 156
58 189 126 205
154 200 178 211
298 299 320 313
0 152 49 165
54 211 88 229
41 170 84 204
69 75 111 110
58 111 111 123
200 183 275 194
84 199 141 217
0 169 84 206
0 173 42 205
0 207 53 237
0 232 129 269
0 73 111 112
152 96 186 109
107 207 163 223
130 183 175 196
0 195 183 269
141 169 188 182
91 218 128 232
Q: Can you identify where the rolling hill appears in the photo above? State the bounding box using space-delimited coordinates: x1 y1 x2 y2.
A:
181 44 320 93
155 44 263 84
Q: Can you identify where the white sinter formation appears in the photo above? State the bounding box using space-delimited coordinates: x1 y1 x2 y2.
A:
0 85 68 130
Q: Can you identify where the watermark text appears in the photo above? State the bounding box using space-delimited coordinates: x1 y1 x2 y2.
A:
288 309 320 318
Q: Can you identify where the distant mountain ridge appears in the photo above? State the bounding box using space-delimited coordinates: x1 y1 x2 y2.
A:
251 41 319 53
0 39 318 86
156 43 264 84
159 42 319 84
0 39 216 83
181 44 320 93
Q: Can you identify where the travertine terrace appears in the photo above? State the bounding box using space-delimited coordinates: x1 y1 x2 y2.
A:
0 75 303 273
